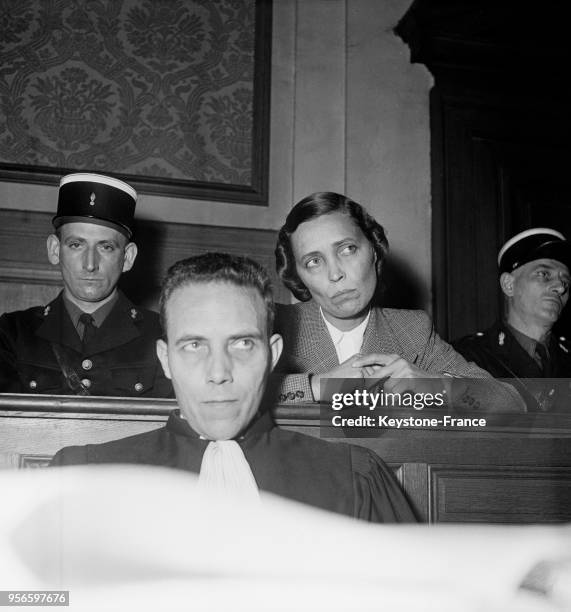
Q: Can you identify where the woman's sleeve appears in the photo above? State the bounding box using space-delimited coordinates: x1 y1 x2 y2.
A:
268 372 314 403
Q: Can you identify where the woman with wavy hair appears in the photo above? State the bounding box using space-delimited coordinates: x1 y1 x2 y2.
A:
273 192 523 412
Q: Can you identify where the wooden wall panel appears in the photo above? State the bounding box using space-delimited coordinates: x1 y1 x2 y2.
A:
431 466 571 524
0 208 285 314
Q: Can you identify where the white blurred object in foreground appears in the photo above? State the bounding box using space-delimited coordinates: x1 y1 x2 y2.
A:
0 465 569 612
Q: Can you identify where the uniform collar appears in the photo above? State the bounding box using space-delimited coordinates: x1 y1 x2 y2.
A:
62 291 119 331
505 322 550 361
493 320 544 377
82 291 143 355
36 290 144 354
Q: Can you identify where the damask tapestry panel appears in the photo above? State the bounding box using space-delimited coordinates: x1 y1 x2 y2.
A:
0 0 271 204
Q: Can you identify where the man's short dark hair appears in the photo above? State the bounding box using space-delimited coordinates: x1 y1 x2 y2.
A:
275 192 389 301
160 252 275 339
54 224 129 246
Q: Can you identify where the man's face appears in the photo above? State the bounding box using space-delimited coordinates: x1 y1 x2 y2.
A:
502 258 570 328
156 282 283 441
291 211 377 328
46 222 137 310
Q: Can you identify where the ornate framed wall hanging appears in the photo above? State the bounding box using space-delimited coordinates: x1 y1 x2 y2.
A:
0 0 272 205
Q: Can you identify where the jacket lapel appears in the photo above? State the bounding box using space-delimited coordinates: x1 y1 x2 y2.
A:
295 302 339 373
361 307 411 360
84 292 142 355
498 323 543 378
35 293 83 353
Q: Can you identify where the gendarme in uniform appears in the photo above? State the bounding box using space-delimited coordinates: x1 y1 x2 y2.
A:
453 228 571 412
0 173 172 397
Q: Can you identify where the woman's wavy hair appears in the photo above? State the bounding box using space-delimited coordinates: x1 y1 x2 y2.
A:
275 192 389 302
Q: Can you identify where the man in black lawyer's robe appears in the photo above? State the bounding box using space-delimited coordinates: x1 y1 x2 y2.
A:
51 253 415 523
52 410 414 522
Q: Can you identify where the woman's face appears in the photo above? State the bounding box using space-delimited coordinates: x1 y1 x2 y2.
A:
290 211 378 329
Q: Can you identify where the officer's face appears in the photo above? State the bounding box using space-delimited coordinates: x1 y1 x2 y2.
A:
156 282 282 441
503 258 570 327
291 212 377 330
47 222 137 310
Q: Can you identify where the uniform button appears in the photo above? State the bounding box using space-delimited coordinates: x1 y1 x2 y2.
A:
81 359 93 371
287 392 295 400
29 380 37 389
279 394 286 402
476 332 484 337
134 382 144 393
296 390 305 398
81 378 91 389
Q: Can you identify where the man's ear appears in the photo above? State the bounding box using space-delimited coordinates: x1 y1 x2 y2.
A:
269 333 283 371
500 272 514 297
122 242 138 273
156 339 172 380
46 234 60 265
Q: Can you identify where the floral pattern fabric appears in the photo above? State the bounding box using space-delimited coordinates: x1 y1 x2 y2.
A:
0 0 259 187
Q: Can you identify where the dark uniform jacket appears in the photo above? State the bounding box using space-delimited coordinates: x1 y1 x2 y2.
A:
0 291 172 397
453 320 571 412
51 410 417 523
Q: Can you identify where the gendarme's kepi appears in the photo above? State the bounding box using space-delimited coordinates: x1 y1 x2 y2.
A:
498 228 571 274
52 173 137 239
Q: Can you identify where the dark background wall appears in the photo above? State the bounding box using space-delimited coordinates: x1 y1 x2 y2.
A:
397 0 571 341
